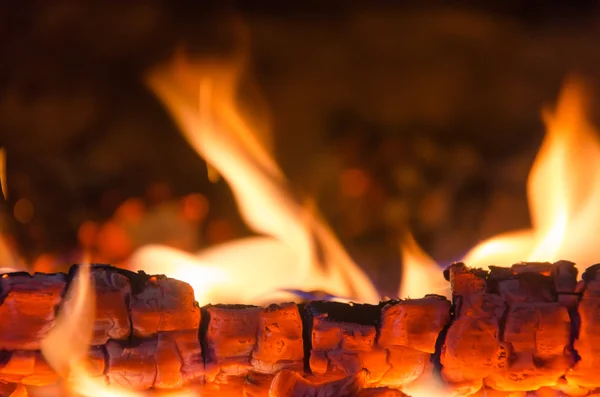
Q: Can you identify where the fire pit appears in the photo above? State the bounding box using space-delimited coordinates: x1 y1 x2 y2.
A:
3 3 600 397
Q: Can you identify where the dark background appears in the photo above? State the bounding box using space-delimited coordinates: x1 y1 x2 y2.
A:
2 1 600 294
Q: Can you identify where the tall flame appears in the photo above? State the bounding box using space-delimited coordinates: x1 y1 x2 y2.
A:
39 260 116 397
401 76 600 303
136 51 378 305
464 76 600 268
41 262 95 380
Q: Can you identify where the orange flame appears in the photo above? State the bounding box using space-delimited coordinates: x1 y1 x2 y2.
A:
399 234 449 299
400 76 600 307
40 259 196 397
138 51 379 306
464 77 600 268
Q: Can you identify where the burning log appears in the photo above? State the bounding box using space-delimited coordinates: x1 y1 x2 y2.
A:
304 297 449 388
1 262 600 396
203 302 304 381
0 273 66 350
441 262 577 395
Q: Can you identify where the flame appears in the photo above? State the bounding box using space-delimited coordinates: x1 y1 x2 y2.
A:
40 260 196 397
399 234 449 299
464 76 600 268
41 262 95 380
39 259 123 397
400 76 600 306
138 51 378 305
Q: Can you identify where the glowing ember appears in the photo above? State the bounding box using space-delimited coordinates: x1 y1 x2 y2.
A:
4 28 598 397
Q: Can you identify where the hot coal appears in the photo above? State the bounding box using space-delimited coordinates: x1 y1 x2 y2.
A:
0 262 598 396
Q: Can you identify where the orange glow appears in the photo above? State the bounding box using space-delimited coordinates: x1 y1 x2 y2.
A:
340 168 371 197
39 260 197 397
399 76 600 306
137 51 379 306
40 259 100 395
399 234 449 299
180 194 209 223
464 77 600 269
13 199 33 224
8 384 28 397
0 233 24 273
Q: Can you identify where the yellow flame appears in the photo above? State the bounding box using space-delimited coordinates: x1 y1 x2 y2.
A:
39 259 110 397
40 259 194 397
40 258 134 396
401 76 600 304
399 234 449 299
139 51 378 305
464 76 600 268
41 262 95 379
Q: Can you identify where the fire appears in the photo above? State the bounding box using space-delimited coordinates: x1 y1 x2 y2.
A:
401 76 600 302
39 261 197 397
399 234 449 299
7 30 597 397
29 49 378 397
464 77 600 268
134 50 379 306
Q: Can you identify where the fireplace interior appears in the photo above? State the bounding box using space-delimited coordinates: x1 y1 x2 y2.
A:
2 1 600 396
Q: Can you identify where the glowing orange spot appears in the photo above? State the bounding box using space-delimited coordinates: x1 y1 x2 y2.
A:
13 198 33 224
206 219 236 244
2 274 7 279
32 254 58 273
340 168 371 197
78 221 99 249
181 193 209 222
114 198 146 224
96 221 132 262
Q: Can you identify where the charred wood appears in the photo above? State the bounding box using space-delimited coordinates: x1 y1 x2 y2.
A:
0 262 598 396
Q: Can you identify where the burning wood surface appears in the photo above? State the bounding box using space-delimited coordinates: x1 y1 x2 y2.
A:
2 14 600 397
0 261 598 396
